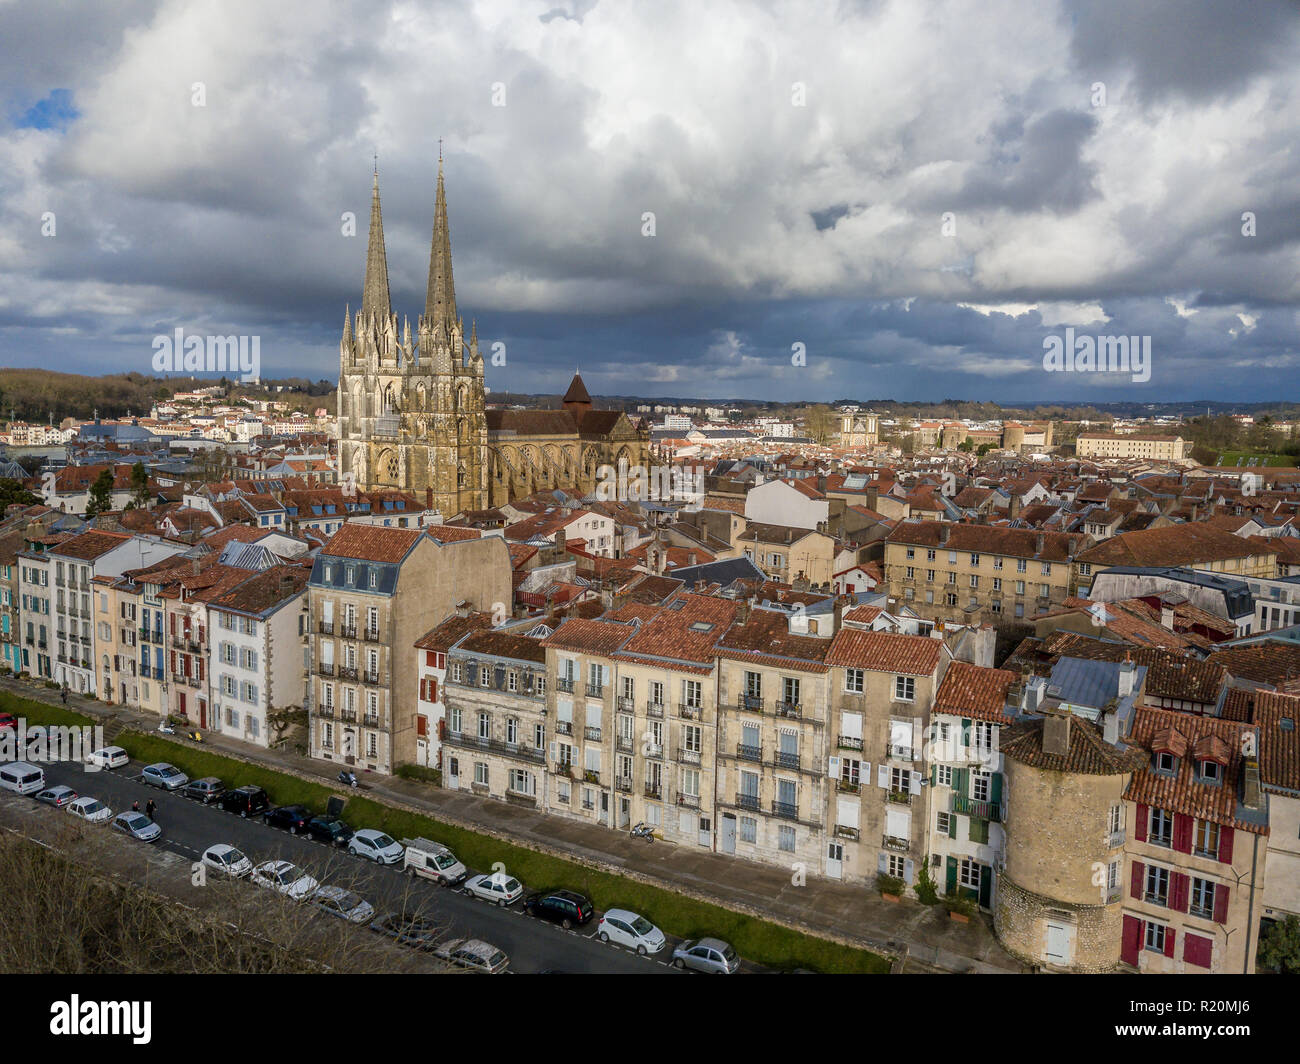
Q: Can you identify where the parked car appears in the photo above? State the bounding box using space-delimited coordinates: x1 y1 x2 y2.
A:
0 762 45 794
523 889 594 929
462 870 524 907
35 785 78 808
597 909 666 955
0 712 17 731
202 843 254 878
85 746 129 770
347 829 404 865
141 762 189 791
219 785 271 818
180 777 225 804
250 860 319 900
311 885 375 924
112 811 162 842
435 937 510 974
67 796 113 823
370 911 440 951
672 937 740 974
306 815 354 846
400 837 467 885
263 805 313 834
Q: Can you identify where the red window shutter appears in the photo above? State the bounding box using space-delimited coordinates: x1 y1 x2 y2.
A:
1130 860 1144 900
1134 804 1148 842
1217 825 1234 865
425 650 434 667
1163 927 1175 958
1170 872 1189 913
1121 915 1142 966
430 678 437 702
1213 883 1229 923
1173 814 1193 854
1183 933 1212 969
416 715 427 737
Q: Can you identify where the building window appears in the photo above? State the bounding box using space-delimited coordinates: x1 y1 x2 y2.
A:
972 771 990 802
1200 759 1220 784
894 675 915 702
1144 922 1166 954
936 811 951 835
1150 807 1173 847
926 549 936 562
1189 877 1215 918
1194 819 1220 859
959 858 981 889
1145 864 1169 906
778 826 796 852
844 668 864 693
1016 559 1027 573
739 817 757 843
474 762 489 786
935 764 952 787
507 671 518 692
887 854 906 878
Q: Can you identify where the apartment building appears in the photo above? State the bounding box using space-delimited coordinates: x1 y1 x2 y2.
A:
413 610 492 770
1255 691 1300 935
0 525 26 672
884 521 1087 625
610 594 737 845
443 630 548 803
1074 525 1279 589
1076 433 1187 461
208 566 310 748
1123 707 1267 973
540 618 637 829
94 575 141 706
308 525 509 774
715 609 831 871
738 523 835 586
927 662 1019 911
823 628 948 889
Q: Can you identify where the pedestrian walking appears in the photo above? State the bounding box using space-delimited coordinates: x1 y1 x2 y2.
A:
132 800 140 812
60 686 68 704
145 799 156 821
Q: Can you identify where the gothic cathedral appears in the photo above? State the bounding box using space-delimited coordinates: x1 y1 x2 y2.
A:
338 162 650 515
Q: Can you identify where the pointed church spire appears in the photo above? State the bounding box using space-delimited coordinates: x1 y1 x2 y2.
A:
342 303 352 343
424 155 458 331
362 168 391 320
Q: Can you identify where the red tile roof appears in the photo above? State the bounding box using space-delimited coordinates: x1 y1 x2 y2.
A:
825 629 943 675
933 662 1018 722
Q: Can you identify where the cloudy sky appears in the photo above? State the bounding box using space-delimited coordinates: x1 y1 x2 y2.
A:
2 0 1298 404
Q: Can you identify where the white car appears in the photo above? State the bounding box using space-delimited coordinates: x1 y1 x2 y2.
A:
141 762 189 790
347 829 404 865
311 885 375 924
66 796 113 823
202 843 254 879
597 909 667 955
462 870 524 907
86 746 129 770
434 937 510 974
251 860 319 900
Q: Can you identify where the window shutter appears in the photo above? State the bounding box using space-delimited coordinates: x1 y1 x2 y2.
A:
1134 804 1148 842
903 858 915 885
863 761 871 781
930 765 936 786
990 771 1003 805
828 756 839 777
877 764 889 789
1121 915 1142 967
1173 814 1193 854
945 856 958 893
1163 928 1175 958
961 717 971 745
954 768 968 797
877 852 888 876
1130 860 1144 900
1217 825 1234 865
948 813 957 839
1213 883 1229 924
1170 872 1189 914
1183 933 1212 969
908 771 921 796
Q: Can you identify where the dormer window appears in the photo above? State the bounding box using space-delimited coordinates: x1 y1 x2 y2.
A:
1156 752 1177 775
1199 759 1221 784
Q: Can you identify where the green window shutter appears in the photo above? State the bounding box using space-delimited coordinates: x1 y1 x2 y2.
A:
969 818 989 845
990 771 1003 805
948 811 957 839
930 765 936 786
961 717 972 746
945 856 958 894
979 865 993 909
954 768 968 798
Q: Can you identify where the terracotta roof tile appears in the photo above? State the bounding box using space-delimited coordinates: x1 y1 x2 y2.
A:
933 662 1018 722
825 629 943 675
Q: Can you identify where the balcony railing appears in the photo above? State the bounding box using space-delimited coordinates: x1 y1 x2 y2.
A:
678 747 701 765
340 623 357 639
555 720 573 736
317 663 336 677
834 824 860 841
362 669 386 686
363 714 380 728
615 735 634 753
950 794 1002 822
835 778 861 794
338 665 358 681
734 792 760 812
316 704 335 719
552 762 575 778
645 701 665 719
737 694 764 712
772 800 799 821
586 684 604 698
556 677 575 693
643 782 662 799
362 627 382 643
882 834 910 853
678 703 701 720
614 775 633 793
584 726 602 742
774 700 802 720
1107 830 1126 849
736 744 763 763
645 743 663 759
887 791 913 806
837 735 863 751
617 696 635 713
317 620 334 635
445 731 546 764
677 793 701 810
582 770 601 785
773 750 800 770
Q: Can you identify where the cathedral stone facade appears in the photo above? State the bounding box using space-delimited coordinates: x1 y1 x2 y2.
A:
338 164 649 515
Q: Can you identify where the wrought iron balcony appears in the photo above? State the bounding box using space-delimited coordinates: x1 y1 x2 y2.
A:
645 701 665 719
772 800 799 821
737 694 764 712
736 743 762 763
617 695 635 712
552 762 575 778
837 735 863 751
678 703 701 720
834 778 861 794
734 792 760 812
774 700 801 719
834 824 860 841
586 683 604 698
317 662 336 677
773 750 800 770
614 775 633 793
676 793 701 809
556 677 575 693
317 620 334 635
643 782 662 799
882 833 910 853
678 747 701 765
338 665 358 681
340 623 357 639
887 790 913 806
555 720 573 736
584 726 602 742
362 627 382 643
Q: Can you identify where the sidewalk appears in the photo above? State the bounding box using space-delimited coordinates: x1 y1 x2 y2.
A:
6 675 1024 973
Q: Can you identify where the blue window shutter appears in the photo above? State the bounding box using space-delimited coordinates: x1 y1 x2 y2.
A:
903 859 915 885
877 852 888 875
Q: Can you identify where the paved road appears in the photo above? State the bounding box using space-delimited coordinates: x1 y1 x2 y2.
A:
13 755 729 974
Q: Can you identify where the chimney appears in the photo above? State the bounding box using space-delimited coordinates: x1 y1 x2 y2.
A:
1009 494 1021 519
1035 532 1045 555
279 570 295 595
1042 706 1072 757
1160 603 1175 630
688 552 697 566
938 524 950 545
1118 655 1137 698
191 558 201 576
1103 708 1120 746
1243 757 1261 810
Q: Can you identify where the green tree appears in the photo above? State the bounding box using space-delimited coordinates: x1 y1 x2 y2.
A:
799 404 836 445
958 439 974 453
130 461 151 508
85 469 115 518
1258 914 1300 973
0 478 38 509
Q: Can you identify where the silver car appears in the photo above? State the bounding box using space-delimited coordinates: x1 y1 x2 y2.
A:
672 937 741 974
112 811 162 842
311 885 375 924
141 762 189 790
35 785 78 808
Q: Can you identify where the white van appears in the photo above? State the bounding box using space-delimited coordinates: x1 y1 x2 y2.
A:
0 761 46 795
400 837 468 886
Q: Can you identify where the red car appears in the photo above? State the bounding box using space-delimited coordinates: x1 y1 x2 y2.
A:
0 713 17 732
